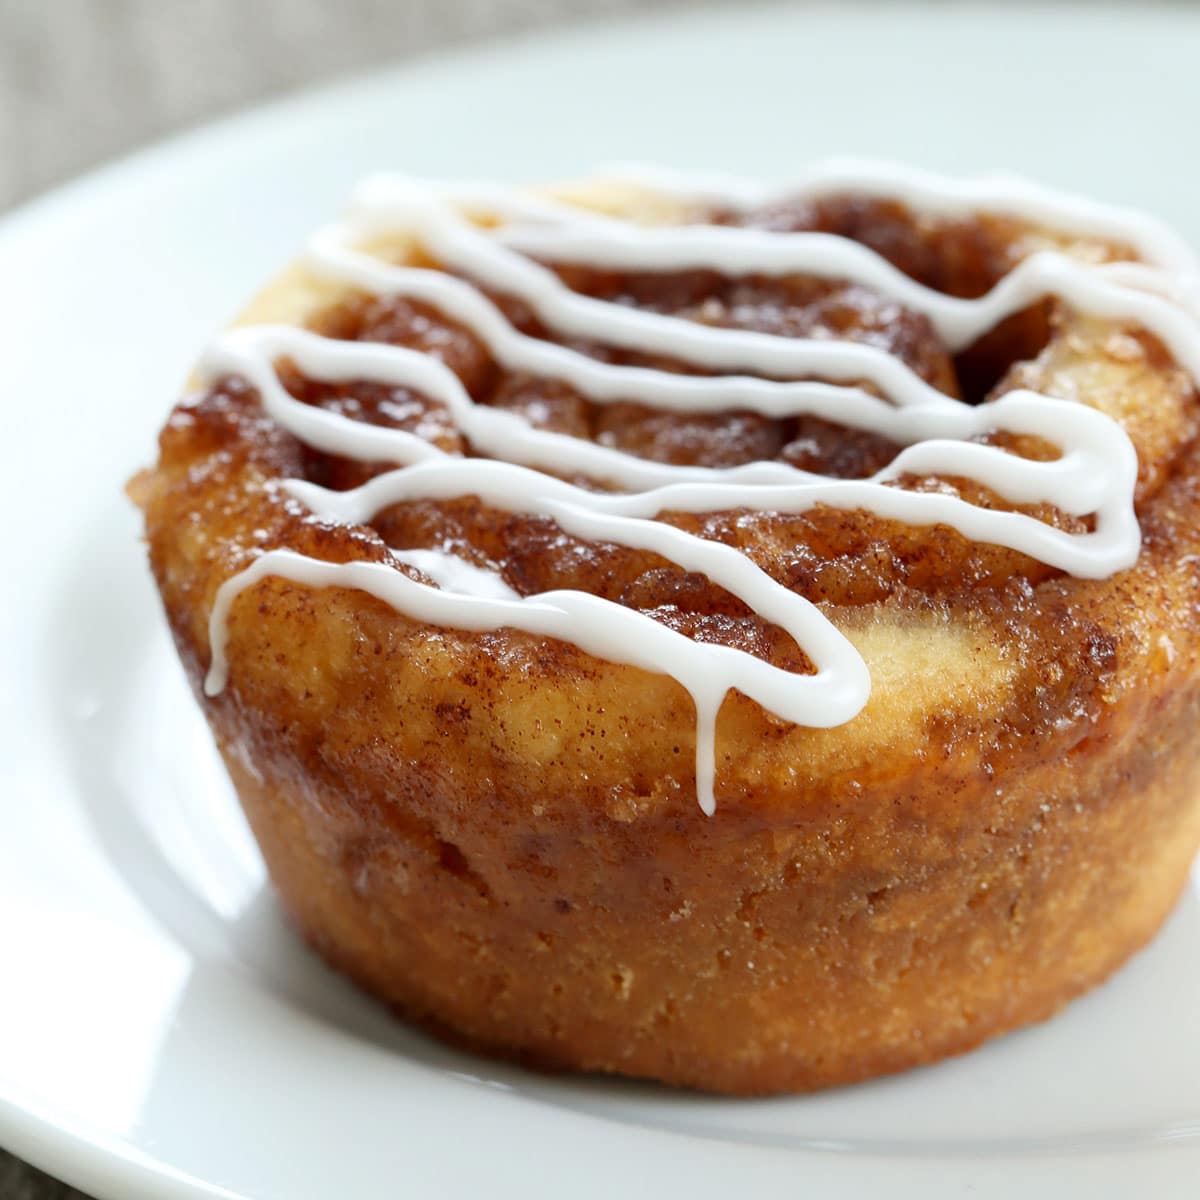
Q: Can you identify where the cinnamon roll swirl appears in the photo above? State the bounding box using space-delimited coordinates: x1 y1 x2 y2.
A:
131 162 1200 1094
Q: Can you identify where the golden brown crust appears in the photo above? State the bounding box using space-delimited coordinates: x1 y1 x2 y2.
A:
132 184 1200 1094
219 675 1200 1093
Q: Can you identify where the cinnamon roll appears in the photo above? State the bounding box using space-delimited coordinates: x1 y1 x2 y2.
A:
131 162 1200 1094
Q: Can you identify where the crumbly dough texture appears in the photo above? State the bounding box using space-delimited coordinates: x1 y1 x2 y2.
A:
132 184 1200 1094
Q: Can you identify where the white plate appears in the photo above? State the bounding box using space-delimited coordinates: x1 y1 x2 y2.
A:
3 3 1200 1197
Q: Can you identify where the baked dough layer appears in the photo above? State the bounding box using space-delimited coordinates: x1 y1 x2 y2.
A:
132 181 1200 1093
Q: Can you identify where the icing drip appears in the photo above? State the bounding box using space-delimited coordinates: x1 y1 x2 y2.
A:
199 163 1200 813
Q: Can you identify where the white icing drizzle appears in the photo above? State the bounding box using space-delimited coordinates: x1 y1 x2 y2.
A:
496 229 1200 363
200 323 1136 549
305 227 953 417
311 203 963 410
388 546 521 602
574 159 1200 274
342 176 1200 373
198 163 1200 813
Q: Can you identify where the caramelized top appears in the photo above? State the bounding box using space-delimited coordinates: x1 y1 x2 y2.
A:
136 174 1200 813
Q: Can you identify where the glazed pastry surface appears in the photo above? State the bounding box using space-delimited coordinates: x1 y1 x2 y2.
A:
133 163 1200 1093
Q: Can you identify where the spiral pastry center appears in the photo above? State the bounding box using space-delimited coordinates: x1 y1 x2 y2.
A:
200 162 1200 813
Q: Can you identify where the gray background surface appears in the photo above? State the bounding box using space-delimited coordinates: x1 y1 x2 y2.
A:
0 2 683 1193
0 0 690 215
